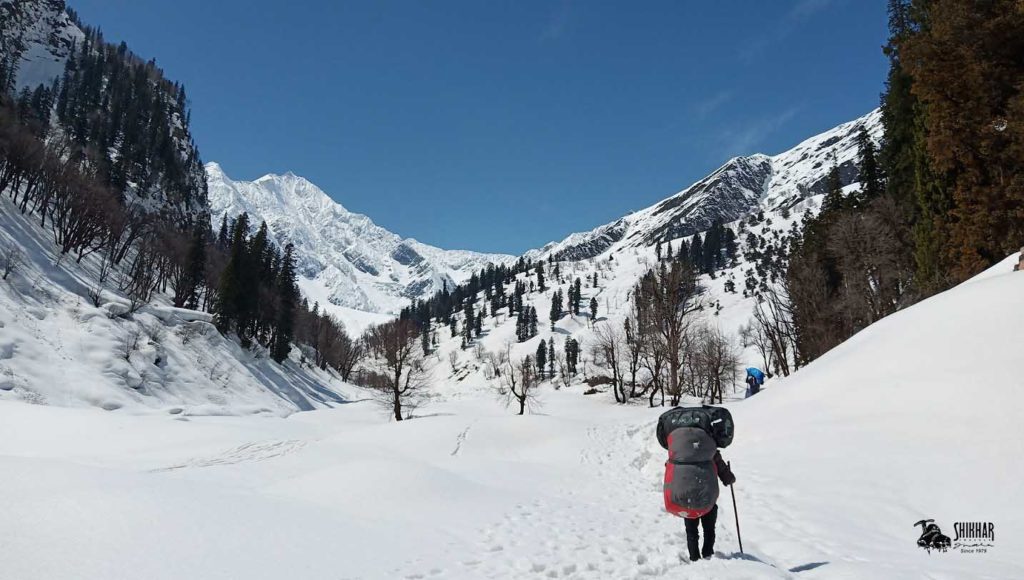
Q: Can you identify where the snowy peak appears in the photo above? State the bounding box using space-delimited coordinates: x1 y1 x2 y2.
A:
206 164 515 325
533 109 882 261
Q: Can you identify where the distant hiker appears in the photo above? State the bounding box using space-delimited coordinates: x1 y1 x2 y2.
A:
745 367 765 397
657 406 737 561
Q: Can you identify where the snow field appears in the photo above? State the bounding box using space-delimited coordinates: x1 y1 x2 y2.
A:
4 253 1022 579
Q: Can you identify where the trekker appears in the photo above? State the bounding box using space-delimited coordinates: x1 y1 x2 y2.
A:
657 406 737 561
745 367 765 397
681 451 735 560
745 374 759 397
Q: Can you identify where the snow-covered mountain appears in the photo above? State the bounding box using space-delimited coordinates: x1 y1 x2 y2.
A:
530 109 882 261
206 163 516 327
0 0 83 90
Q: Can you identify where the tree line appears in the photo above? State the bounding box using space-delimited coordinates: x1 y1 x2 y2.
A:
742 1 1023 374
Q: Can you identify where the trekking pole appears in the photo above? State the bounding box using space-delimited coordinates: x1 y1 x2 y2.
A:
728 461 743 555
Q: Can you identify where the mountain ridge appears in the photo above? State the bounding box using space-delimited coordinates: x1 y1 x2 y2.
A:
528 108 883 261
206 163 516 327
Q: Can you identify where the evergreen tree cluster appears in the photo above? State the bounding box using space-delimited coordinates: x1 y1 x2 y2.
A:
770 0 1024 367
653 223 737 276
213 214 299 362
53 26 207 220
564 337 581 376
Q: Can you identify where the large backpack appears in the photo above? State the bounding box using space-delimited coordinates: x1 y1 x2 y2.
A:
656 405 734 450
657 406 735 518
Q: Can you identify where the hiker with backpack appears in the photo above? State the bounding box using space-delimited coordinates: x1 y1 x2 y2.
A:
657 406 737 561
745 367 765 398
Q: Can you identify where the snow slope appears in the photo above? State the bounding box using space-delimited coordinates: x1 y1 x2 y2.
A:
529 109 882 261
0 0 84 90
206 162 515 327
2 252 1021 580
0 194 351 415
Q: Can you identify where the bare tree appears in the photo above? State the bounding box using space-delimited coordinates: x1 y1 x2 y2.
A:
637 262 703 402
331 329 365 382
364 319 428 421
739 319 774 377
690 325 741 403
448 350 459 373
1 244 22 280
123 244 160 315
121 327 142 361
753 280 796 376
641 332 667 407
592 321 627 403
553 347 572 390
623 313 645 398
497 344 539 415
87 251 112 307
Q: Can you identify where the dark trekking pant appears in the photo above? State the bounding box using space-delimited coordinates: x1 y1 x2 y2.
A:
684 504 718 560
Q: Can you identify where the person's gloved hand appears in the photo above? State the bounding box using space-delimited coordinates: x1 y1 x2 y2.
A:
721 471 736 486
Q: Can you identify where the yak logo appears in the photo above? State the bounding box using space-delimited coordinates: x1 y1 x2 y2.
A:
915 519 951 553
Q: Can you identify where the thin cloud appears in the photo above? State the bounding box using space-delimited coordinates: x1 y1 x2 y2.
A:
716 106 801 159
737 0 839 62
691 90 734 119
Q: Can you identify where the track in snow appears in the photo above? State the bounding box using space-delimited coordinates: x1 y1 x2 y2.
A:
394 418 787 579
153 439 307 471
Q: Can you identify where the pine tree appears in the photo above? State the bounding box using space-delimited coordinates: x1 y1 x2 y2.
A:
536 340 547 379
821 161 845 214
573 277 582 315
548 339 555 379
855 125 882 204
565 337 579 375
217 215 229 247
421 319 432 355
689 233 703 268
529 307 538 338
216 213 250 335
463 300 475 346
535 263 546 292
589 297 598 323
723 228 738 265
549 290 561 329
183 225 206 310
271 243 298 363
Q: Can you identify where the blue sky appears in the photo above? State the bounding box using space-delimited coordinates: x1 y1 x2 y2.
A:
70 0 888 255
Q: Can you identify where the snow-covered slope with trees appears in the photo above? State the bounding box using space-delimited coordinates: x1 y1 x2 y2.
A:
530 109 882 261
206 162 516 325
0 0 84 90
0 194 351 414
3 251 1020 580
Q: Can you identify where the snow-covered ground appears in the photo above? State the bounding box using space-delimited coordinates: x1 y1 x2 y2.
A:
4 251 1021 579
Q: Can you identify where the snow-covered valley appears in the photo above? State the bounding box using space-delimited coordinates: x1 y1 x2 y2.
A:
4 3 1023 576
3 254 1022 579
